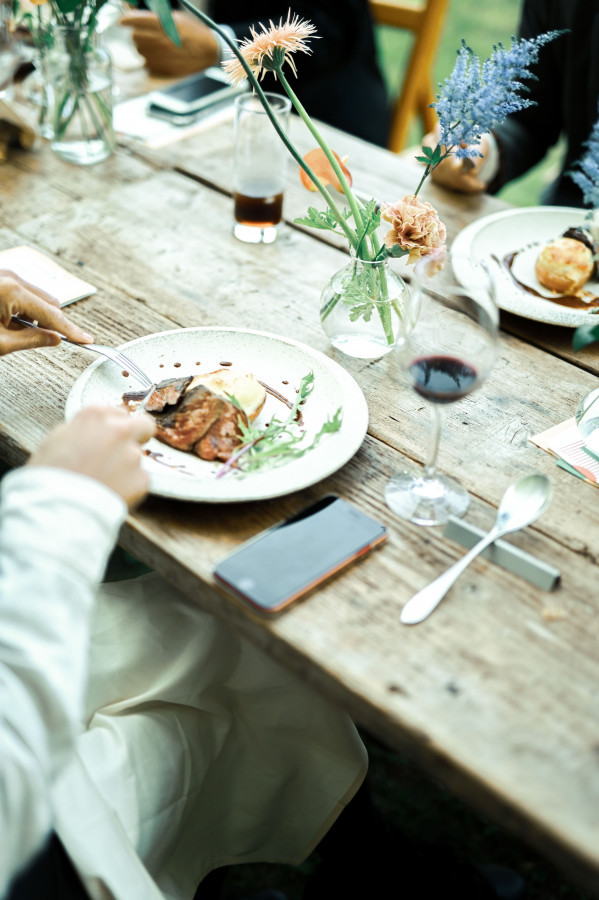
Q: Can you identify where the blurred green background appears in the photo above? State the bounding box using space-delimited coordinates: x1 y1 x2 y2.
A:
374 0 564 206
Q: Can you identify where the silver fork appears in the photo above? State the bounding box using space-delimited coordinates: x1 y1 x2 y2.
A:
11 315 153 390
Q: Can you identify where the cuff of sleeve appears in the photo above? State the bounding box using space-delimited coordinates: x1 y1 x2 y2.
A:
478 132 500 185
212 24 236 64
0 467 127 583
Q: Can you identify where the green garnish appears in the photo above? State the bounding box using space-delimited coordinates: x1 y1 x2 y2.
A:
216 372 342 478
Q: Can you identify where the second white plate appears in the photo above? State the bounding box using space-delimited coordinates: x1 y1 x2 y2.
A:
452 206 598 327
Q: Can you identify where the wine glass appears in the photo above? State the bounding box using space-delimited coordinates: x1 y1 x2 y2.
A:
575 387 599 451
385 253 499 526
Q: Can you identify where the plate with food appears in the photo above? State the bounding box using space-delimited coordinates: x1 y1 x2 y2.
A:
65 327 368 503
451 206 599 327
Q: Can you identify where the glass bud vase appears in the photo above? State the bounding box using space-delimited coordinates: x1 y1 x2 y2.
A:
320 254 409 360
47 25 115 165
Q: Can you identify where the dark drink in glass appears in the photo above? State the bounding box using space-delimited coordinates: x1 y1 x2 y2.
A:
409 355 478 404
234 188 283 228
233 92 291 244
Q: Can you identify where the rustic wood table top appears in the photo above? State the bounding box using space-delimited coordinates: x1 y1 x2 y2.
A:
2 100 599 893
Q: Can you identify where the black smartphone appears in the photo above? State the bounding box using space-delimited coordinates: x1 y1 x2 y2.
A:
148 70 244 116
213 495 387 614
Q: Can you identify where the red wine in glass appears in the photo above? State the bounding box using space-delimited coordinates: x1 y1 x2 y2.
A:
385 255 498 527
409 354 478 404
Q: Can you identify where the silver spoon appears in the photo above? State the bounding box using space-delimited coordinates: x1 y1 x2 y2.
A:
401 473 553 625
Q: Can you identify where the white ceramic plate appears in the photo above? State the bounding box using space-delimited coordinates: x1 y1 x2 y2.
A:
451 206 599 327
65 327 368 503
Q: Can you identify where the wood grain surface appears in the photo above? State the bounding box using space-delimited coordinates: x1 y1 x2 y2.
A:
1 112 599 893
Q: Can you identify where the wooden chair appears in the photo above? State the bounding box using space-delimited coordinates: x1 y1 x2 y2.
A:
369 0 450 152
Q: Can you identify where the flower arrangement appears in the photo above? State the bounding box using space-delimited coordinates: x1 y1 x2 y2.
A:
13 0 177 162
171 4 559 348
13 0 178 45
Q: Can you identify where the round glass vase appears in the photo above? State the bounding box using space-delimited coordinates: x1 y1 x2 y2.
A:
47 25 115 165
319 254 409 360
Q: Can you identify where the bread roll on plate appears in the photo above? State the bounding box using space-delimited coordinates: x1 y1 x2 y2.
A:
535 237 594 294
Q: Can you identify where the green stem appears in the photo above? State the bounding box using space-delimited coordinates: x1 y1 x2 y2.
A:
177 0 359 249
276 69 367 255
413 144 456 196
367 229 397 345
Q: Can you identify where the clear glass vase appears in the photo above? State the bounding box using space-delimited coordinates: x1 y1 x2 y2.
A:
23 48 54 140
320 254 409 360
47 25 115 165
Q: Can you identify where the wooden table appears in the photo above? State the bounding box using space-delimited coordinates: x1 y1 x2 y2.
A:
2 102 599 894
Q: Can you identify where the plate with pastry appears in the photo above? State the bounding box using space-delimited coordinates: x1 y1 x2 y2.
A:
451 206 599 326
65 326 368 502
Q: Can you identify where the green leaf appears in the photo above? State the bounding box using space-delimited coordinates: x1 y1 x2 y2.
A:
385 245 410 259
349 302 374 323
573 321 599 351
217 371 341 477
294 206 344 233
146 0 181 46
54 0 83 14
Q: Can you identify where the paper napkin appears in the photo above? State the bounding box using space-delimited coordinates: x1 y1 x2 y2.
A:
0 246 96 307
530 418 599 486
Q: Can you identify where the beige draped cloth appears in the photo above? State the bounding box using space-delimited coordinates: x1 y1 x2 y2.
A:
55 573 367 899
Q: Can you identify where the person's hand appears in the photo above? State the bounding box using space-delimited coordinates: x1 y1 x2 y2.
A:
422 128 492 195
119 10 219 77
27 406 156 510
0 271 93 356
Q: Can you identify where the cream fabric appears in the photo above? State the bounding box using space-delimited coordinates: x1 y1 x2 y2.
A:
0 465 366 900
65 573 367 899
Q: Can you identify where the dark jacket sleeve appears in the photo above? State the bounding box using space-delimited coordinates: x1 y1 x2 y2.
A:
490 0 599 206
490 0 566 191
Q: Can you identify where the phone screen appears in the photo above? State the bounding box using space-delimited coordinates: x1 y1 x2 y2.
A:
213 496 387 613
149 72 240 115
160 75 229 104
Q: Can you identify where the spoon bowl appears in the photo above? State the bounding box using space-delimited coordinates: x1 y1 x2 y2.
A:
401 473 553 625
495 473 554 533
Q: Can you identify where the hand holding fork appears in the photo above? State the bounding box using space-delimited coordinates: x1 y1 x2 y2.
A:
1 271 153 389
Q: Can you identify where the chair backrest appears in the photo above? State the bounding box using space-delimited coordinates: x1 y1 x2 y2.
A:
369 0 450 152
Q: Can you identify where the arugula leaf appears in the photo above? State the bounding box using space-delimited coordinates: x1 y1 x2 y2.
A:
216 372 343 478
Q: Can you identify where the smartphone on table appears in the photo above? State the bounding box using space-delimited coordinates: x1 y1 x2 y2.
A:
147 68 246 122
213 495 387 614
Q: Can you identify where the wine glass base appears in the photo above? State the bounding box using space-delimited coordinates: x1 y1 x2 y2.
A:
385 469 470 526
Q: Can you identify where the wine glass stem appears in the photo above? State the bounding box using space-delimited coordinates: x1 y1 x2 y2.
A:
424 404 442 478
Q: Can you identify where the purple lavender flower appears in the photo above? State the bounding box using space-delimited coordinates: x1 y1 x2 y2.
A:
434 33 563 159
570 107 599 209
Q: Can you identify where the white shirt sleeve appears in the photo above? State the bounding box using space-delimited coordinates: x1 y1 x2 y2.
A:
0 467 126 895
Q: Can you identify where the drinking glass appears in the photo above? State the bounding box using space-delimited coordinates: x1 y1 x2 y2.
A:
385 255 499 526
0 0 20 101
575 387 599 451
232 91 291 244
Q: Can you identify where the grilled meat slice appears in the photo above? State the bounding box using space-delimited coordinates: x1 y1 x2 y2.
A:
123 376 193 413
154 385 226 451
194 401 248 461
